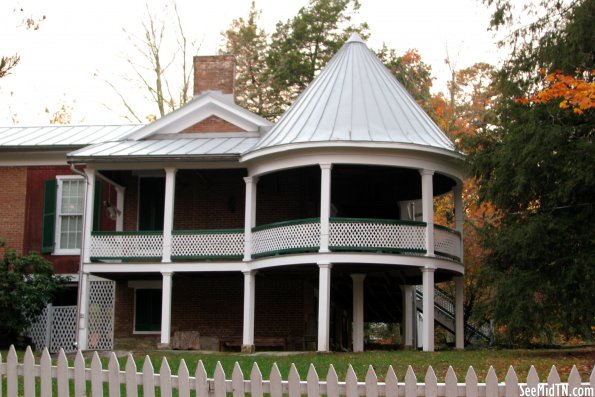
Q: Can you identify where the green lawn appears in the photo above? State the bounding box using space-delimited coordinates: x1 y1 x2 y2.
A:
5 346 592 382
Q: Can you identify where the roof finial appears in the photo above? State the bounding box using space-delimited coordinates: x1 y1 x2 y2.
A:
346 32 365 44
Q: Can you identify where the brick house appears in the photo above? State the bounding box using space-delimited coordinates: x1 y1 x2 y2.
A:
0 34 465 352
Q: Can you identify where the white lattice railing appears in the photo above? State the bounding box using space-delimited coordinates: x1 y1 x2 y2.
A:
252 218 320 257
172 230 244 259
90 232 163 260
329 218 426 253
434 225 462 261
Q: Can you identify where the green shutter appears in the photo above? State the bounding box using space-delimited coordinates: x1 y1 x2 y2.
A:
41 179 57 253
92 181 103 231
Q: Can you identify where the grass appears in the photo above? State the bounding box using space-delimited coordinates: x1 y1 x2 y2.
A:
4 346 593 382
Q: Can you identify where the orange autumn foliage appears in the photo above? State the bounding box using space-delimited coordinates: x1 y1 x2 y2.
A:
517 71 595 114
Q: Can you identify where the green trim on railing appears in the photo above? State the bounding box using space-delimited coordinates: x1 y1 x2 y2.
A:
172 229 243 235
252 217 320 232
252 246 320 258
435 251 461 262
434 224 462 236
90 256 162 262
329 217 427 226
330 246 426 254
171 254 243 260
91 231 163 236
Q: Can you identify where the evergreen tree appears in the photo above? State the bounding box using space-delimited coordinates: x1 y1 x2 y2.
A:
466 0 594 344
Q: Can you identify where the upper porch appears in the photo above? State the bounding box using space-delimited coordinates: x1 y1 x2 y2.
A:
80 162 464 272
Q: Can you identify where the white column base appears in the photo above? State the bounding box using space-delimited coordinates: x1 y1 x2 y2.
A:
160 271 173 347
242 270 256 352
351 274 365 352
401 284 414 349
422 267 435 352
317 263 332 352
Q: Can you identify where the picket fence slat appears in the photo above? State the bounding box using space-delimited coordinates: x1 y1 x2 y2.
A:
465 366 479 397
385 366 398 397
74 350 86 397
504 366 518 397
214 361 226 397
40 348 52 397
365 365 378 397
178 359 191 397
1 344 593 397
23 347 34 397
6 346 17 397
269 363 282 397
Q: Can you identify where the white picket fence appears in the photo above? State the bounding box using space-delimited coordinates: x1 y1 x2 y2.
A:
1 346 594 397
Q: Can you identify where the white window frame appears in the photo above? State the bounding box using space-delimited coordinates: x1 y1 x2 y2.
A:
130 280 162 335
53 175 85 255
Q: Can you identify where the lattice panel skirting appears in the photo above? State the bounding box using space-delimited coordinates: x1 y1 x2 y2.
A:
329 220 426 252
172 231 243 258
28 305 77 353
28 305 50 352
87 280 116 350
90 233 163 259
49 306 77 353
434 228 461 260
252 221 320 256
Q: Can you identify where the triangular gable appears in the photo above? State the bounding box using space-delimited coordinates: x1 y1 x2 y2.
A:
126 91 272 141
185 115 245 133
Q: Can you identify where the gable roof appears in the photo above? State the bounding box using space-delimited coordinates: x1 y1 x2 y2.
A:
245 33 456 158
125 91 272 141
0 124 142 149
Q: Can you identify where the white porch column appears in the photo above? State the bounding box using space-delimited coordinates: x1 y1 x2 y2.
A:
76 272 90 350
159 271 173 348
401 285 414 349
455 276 465 349
162 168 177 263
422 267 435 351
242 270 256 353
243 176 258 261
351 274 366 352
82 168 96 263
317 262 333 351
319 164 332 253
420 169 434 256
115 186 125 232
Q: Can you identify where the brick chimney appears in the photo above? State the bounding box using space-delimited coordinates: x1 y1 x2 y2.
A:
193 55 235 97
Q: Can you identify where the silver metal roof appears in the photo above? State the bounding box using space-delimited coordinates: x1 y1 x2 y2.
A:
248 33 455 154
0 124 143 148
68 137 260 160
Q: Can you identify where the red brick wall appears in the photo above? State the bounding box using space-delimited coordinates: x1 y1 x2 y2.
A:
114 273 308 340
174 169 246 230
193 55 235 96
24 166 80 274
119 168 321 232
184 116 244 133
0 167 27 255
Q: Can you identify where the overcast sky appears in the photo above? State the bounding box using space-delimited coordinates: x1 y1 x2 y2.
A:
0 0 506 125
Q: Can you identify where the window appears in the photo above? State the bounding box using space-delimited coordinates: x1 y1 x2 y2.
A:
41 176 102 255
134 289 162 333
54 176 85 254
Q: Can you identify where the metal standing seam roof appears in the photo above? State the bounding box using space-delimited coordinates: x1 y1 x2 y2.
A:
247 33 456 155
68 137 260 160
0 124 144 148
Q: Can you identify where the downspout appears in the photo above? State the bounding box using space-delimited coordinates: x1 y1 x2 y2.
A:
70 162 87 351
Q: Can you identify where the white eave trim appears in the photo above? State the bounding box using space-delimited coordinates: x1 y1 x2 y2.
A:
241 140 465 162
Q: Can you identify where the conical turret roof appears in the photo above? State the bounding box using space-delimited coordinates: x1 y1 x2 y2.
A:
245 33 456 157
